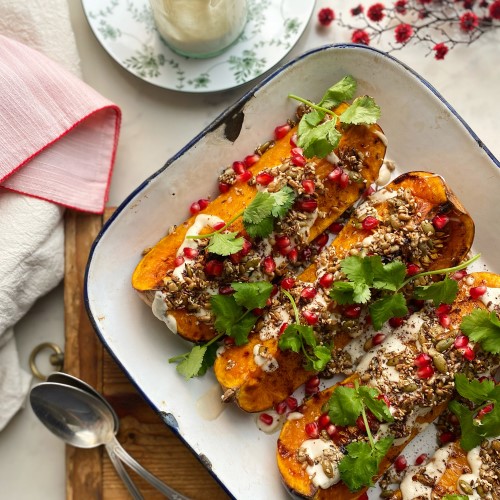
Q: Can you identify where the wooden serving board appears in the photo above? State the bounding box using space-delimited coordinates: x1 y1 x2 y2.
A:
63 210 229 500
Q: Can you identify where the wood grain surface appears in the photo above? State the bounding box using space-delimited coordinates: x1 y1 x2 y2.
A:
63 209 229 500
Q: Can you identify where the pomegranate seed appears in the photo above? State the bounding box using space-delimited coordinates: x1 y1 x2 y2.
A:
358 493 368 500
240 239 252 256
301 247 312 262
281 277 295 290
218 285 234 295
417 365 435 379
302 310 319 325
329 222 344 233
479 375 494 383
470 285 487 299
436 304 452 315
318 412 331 429
373 333 385 346
363 185 375 197
285 396 298 411
344 304 362 319
305 376 320 390
236 171 253 183
259 413 274 426
296 199 318 213
301 179 316 194
289 133 298 147
232 161 246 175
274 123 291 140
262 255 276 274
438 313 451 328
244 154 260 167
339 172 350 189
314 233 329 248
218 181 230 193
274 401 287 415
362 216 379 230
275 235 291 249
448 413 459 425
389 316 404 328
377 394 391 407
451 269 468 281
319 273 334 288
356 415 367 433
439 431 455 444
406 263 420 276
229 252 242 264
432 214 449 229
183 247 199 259
305 422 319 439
287 248 298 264
394 455 408 472
205 259 223 276
328 167 343 183
212 221 226 231
291 153 307 167
477 403 494 419
174 256 185 267
189 202 201 215
415 453 428 465
325 424 338 437
414 353 432 367
198 198 210 210
252 308 264 316
279 322 288 336
459 346 475 361
256 172 274 186
454 335 469 348
291 147 303 156
300 287 317 300
223 336 235 345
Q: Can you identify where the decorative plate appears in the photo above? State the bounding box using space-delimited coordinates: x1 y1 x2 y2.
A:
85 45 499 499
82 0 315 93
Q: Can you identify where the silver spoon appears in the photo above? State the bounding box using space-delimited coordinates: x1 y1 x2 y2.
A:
45 373 141 499
30 382 189 500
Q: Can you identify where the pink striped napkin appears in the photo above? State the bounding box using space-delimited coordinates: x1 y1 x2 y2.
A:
0 35 121 213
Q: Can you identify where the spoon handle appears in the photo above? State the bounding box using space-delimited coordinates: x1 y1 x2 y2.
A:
105 443 144 500
110 435 190 500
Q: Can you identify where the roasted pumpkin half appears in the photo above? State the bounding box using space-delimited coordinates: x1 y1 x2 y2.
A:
131 102 387 343
214 171 475 413
276 272 500 498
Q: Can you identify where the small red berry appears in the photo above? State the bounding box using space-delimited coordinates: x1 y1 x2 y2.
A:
183 247 199 259
306 376 320 390
262 255 276 274
477 403 494 419
300 287 317 300
205 259 223 276
367 3 385 22
174 255 185 267
301 179 316 194
459 346 475 361
274 401 287 415
327 167 343 183
198 198 210 210
377 394 391 407
313 233 329 249
439 431 455 444
232 161 246 174
218 285 234 295
295 200 318 213
318 7 335 26
212 221 226 231
236 170 253 183
287 248 298 264
414 352 432 368
286 396 298 411
281 277 295 290
438 313 451 329
291 153 306 167
469 286 487 299
279 322 288 336
329 222 344 233
352 29 370 45
389 316 404 328
189 201 201 215
339 172 350 189
436 304 452 315
373 333 385 346
218 181 230 193
325 424 338 437
433 42 449 60
289 133 298 147
318 413 331 429
255 172 274 186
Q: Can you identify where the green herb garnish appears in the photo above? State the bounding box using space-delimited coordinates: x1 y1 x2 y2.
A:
449 374 500 451
460 308 500 354
329 254 480 330
168 281 273 379
288 75 381 159
278 289 331 371
443 496 469 500
325 379 394 491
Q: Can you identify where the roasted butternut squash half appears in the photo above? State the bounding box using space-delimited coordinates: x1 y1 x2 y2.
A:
276 272 500 498
214 172 475 412
132 102 386 342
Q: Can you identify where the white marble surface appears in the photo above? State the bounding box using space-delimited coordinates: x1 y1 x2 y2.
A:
1 0 499 498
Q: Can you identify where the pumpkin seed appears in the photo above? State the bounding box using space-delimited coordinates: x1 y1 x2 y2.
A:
432 353 448 373
255 140 275 155
458 480 474 495
436 338 454 352
364 338 373 352
491 439 500 451
421 221 435 235
380 489 395 498
321 459 334 478
402 382 418 392
386 356 399 367
476 485 486 498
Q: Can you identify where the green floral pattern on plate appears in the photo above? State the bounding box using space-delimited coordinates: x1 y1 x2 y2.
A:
82 0 314 92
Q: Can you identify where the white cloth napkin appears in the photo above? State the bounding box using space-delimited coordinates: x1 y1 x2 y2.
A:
0 0 121 430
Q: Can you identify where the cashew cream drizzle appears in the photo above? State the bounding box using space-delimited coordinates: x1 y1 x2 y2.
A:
400 443 454 499
367 187 398 205
298 439 342 489
253 343 279 373
196 383 226 421
152 291 178 333
374 129 388 147
480 286 500 312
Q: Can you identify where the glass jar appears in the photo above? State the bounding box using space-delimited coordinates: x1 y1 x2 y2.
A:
149 0 248 59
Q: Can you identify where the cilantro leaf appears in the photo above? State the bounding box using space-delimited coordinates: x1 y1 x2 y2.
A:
298 119 341 159
278 327 303 353
449 400 485 451
243 191 275 224
330 281 357 305
231 314 259 345
341 255 377 286
319 75 357 109
413 278 459 306
326 385 363 425
270 186 296 218
454 373 495 405
372 260 406 292
310 345 331 371
443 496 468 500
358 386 394 423
211 295 244 335
207 231 244 256
195 342 219 377
340 96 381 125
339 436 393 491
232 281 273 311
480 402 500 437
244 216 274 238
460 309 500 354
172 345 207 380
369 293 408 331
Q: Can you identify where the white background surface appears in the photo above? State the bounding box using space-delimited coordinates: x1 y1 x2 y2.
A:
1 0 499 498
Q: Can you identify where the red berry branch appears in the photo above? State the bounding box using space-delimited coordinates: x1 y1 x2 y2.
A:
317 0 500 60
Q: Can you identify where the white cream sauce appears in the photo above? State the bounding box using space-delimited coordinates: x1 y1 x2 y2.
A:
375 161 393 186
480 286 500 312
368 187 398 205
253 343 279 372
299 439 342 489
258 308 290 341
152 291 178 333
374 129 388 147
326 151 340 165
256 410 282 434
196 383 226 421
457 443 487 499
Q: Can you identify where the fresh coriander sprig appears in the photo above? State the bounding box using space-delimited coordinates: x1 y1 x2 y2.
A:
168 281 273 379
288 75 381 159
330 254 480 331
460 308 500 354
278 289 331 371
325 379 394 491
185 187 295 256
449 374 500 451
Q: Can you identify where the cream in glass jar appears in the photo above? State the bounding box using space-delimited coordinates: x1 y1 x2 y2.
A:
149 0 248 58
